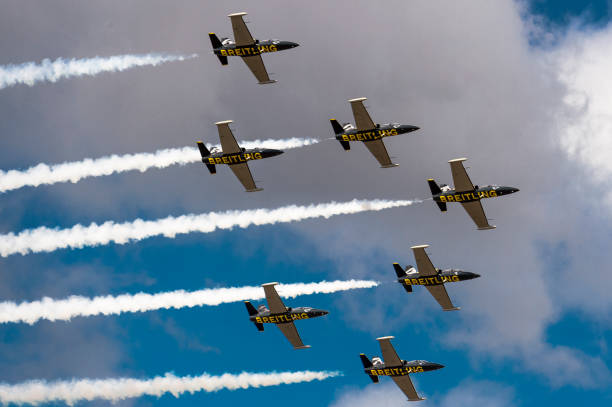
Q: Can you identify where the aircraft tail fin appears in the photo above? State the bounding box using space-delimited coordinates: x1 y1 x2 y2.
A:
245 301 258 316
428 179 447 212
330 119 350 150
197 142 216 174
330 119 344 135
360 354 379 383
427 178 442 195
209 33 228 65
245 301 264 331
393 263 406 278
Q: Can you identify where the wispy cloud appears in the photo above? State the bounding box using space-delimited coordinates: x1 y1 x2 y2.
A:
0 138 319 193
0 370 340 405
0 53 197 90
0 280 378 325
0 199 418 257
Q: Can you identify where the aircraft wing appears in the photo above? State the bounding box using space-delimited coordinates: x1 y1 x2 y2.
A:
241 55 275 84
376 336 402 366
425 285 459 311
230 162 261 192
448 158 474 192
363 140 397 168
228 12 255 46
461 200 495 230
215 120 241 154
349 97 376 130
276 321 310 349
391 375 425 401
262 283 287 314
411 245 436 277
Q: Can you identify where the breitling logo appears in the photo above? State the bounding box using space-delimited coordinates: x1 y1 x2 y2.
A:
370 366 424 376
255 313 310 324
341 128 398 142
219 45 278 57
207 152 263 165
439 190 498 202
404 275 460 286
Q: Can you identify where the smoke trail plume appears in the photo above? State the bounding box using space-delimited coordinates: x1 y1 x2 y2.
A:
0 370 340 405
0 199 417 257
0 138 319 193
0 280 378 325
0 53 197 90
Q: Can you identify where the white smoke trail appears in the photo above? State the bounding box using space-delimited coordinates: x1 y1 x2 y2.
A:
0 138 319 193
0 370 340 405
0 199 417 257
0 280 379 325
0 53 197 90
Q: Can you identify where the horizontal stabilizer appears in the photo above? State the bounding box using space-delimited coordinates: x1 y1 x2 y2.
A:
369 375 379 383
402 284 413 293
216 54 228 65
209 33 223 49
205 163 216 174
436 201 447 212
339 140 350 151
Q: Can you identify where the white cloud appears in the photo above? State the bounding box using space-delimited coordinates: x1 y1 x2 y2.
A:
330 380 516 407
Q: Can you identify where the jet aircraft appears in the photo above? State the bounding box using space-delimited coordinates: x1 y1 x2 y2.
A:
197 120 283 192
360 336 444 401
428 158 519 230
209 12 299 84
330 97 419 168
245 282 328 349
393 245 480 311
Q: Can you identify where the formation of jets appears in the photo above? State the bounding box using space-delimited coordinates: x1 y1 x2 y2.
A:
204 11 519 402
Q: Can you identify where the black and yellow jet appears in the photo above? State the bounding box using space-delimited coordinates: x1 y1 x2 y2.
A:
209 12 299 84
428 158 519 230
197 120 283 192
330 97 419 168
393 245 480 311
360 336 444 401
244 283 328 349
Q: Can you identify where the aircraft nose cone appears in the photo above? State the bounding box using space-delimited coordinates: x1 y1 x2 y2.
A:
467 272 481 280
430 363 445 370
512 187 520 193
270 149 284 157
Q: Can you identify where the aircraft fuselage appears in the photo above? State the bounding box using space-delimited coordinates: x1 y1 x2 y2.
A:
365 360 444 377
202 148 283 166
399 269 480 287
250 307 328 325
433 185 519 204
336 124 419 143
213 40 299 58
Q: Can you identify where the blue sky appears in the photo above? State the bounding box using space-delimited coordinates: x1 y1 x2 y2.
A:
1 0 612 406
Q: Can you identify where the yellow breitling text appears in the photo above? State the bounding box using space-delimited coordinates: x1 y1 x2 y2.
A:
439 190 498 202
207 152 263 165
370 366 424 376
255 313 309 324
404 275 460 285
220 44 278 57
342 128 397 142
